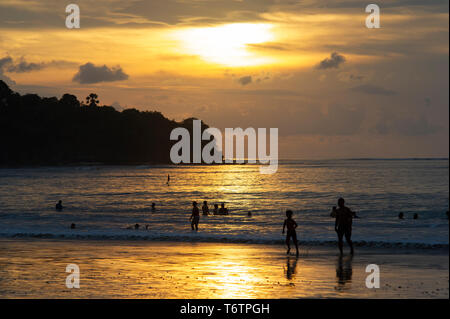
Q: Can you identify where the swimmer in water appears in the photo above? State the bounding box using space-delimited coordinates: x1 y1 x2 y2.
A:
55 200 64 211
202 201 209 216
218 203 229 215
213 204 219 215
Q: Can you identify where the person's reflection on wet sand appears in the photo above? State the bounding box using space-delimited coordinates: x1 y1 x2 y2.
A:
284 256 298 280
336 255 353 290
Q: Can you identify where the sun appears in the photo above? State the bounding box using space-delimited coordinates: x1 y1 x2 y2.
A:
174 23 276 67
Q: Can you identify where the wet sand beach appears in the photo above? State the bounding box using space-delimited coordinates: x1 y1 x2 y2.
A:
0 239 447 298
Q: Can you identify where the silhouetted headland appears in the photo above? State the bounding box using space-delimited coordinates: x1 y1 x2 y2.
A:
0 80 214 167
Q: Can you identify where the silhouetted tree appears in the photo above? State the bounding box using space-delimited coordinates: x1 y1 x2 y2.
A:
0 80 215 166
86 93 99 107
60 93 80 108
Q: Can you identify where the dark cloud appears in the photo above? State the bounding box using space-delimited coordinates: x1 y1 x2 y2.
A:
316 52 346 70
237 76 252 86
72 62 129 84
0 70 15 86
350 84 397 96
7 59 43 73
321 0 448 12
323 29 449 57
118 0 274 25
0 56 13 68
0 0 272 29
0 0 448 29
0 56 76 73
0 57 17 84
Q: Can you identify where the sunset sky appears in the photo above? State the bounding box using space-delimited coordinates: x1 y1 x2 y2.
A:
0 0 448 159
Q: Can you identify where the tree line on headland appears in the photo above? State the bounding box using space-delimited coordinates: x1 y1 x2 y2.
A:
0 80 211 166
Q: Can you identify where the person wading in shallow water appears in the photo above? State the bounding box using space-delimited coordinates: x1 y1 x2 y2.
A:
190 201 200 231
334 198 355 255
55 200 64 211
202 201 209 216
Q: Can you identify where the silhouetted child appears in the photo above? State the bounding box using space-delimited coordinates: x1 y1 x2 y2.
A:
151 203 156 211
398 212 404 219
213 204 219 215
282 210 299 256
413 213 418 220
248 211 252 217
190 201 200 230
202 201 209 216
55 200 63 211
70 223 76 229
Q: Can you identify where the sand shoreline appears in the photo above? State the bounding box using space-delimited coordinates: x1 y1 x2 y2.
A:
0 239 448 299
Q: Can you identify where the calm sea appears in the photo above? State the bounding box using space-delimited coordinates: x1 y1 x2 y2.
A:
0 159 448 247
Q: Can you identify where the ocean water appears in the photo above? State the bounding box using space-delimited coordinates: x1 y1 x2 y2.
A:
0 159 448 248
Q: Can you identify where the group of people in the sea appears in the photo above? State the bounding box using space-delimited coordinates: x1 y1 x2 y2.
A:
56 196 449 256
190 201 229 230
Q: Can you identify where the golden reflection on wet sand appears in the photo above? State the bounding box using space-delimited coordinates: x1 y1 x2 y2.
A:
0 239 447 298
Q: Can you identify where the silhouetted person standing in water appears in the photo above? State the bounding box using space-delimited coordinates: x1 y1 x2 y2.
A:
398 212 404 219
55 200 64 211
167 174 170 186
202 201 209 216
213 204 219 215
190 201 200 230
219 203 229 215
334 198 355 255
413 213 419 220
151 202 156 211
282 210 299 256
